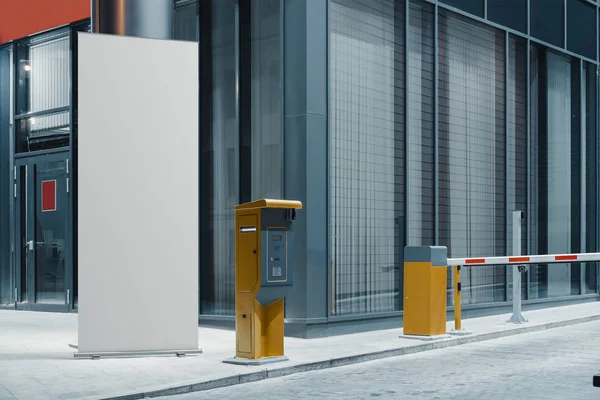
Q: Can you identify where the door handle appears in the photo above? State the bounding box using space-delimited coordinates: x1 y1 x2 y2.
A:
26 240 34 251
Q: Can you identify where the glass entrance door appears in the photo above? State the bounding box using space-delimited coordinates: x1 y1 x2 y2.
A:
15 153 71 311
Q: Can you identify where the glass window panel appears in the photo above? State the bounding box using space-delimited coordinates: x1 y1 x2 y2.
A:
545 53 573 298
16 29 70 115
440 0 484 18
15 29 70 153
529 45 542 296
567 0 596 60
407 0 435 246
0 46 13 305
174 0 198 41
330 0 404 316
251 0 282 200
34 161 68 304
487 0 527 33
200 0 238 316
16 111 70 153
531 0 564 48
438 11 506 305
584 62 598 294
506 35 528 302
530 49 585 299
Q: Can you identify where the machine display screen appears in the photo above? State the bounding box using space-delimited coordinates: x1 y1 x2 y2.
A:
267 229 287 282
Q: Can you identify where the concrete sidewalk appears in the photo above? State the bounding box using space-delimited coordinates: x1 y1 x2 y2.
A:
1 302 599 400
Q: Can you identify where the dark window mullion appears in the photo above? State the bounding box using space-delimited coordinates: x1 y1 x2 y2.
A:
199 0 214 313
239 0 252 204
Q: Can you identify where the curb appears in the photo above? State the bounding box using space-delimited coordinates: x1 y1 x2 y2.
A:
101 314 600 400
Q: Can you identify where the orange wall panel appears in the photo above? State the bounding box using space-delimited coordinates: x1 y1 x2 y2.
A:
0 0 90 44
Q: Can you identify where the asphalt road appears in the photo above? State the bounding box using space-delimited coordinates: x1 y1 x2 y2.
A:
159 320 600 399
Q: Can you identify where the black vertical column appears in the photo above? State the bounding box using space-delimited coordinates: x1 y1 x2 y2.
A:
238 0 252 205
536 48 548 295
585 63 598 290
199 0 214 313
570 58 581 295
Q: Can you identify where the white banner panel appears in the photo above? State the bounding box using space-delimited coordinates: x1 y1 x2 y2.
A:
77 32 198 355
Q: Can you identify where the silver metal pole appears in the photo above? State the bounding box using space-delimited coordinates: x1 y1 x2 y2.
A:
508 210 528 323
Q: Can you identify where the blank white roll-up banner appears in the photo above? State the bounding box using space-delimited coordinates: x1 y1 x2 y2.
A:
76 32 199 357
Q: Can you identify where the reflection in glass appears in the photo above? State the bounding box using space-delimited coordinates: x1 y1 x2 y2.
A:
530 49 589 299
251 0 282 199
584 62 598 294
438 12 506 305
15 29 70 153
16 111 70 153
545 53 575 298
506 35 528 302
0 46 13 304
16 30 69 115
407 0 435 247
529 45 545 299
329 0 403 315
19 167 27 302
174 0 198 41
200 0 238 315
35 161 67 304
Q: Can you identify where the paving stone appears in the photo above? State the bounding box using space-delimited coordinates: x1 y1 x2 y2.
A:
1 303 600 400
158 320 600 399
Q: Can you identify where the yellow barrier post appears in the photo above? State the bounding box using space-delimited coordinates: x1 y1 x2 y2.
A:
403 246 448 337
453 265 461 331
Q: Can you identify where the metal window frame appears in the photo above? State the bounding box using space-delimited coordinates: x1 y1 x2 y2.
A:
434 2 439 246
526 37 532 300
422 0 598 65
326 0 333 317
505 30 510 302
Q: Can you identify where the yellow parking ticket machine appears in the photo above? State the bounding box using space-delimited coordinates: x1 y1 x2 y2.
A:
225 199 302 365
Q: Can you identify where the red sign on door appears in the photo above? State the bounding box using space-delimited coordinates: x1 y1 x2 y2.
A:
41 180 57 212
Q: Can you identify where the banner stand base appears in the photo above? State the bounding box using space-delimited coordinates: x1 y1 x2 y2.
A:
69 343 202 359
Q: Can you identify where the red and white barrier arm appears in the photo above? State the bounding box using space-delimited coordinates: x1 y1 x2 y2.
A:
447 252 600 267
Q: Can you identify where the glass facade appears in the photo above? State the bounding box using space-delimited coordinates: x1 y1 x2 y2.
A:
0 46 13 305
15 29 70 153
407 0 435 247
0 24 77 312
197 0 283 316
173 0 198 41
506 34 528 301
583 62 598 294
0 0 597 327
329 0 404 315
438 11 507 305
329 0 599 316
250 0 282 200
530 0 565 48
200 0 238 315
529 47 599 299
488 0 527 34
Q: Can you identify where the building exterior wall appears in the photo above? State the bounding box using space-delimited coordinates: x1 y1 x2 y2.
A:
193 0 600 336
324 0 600 331
0 0 598 337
